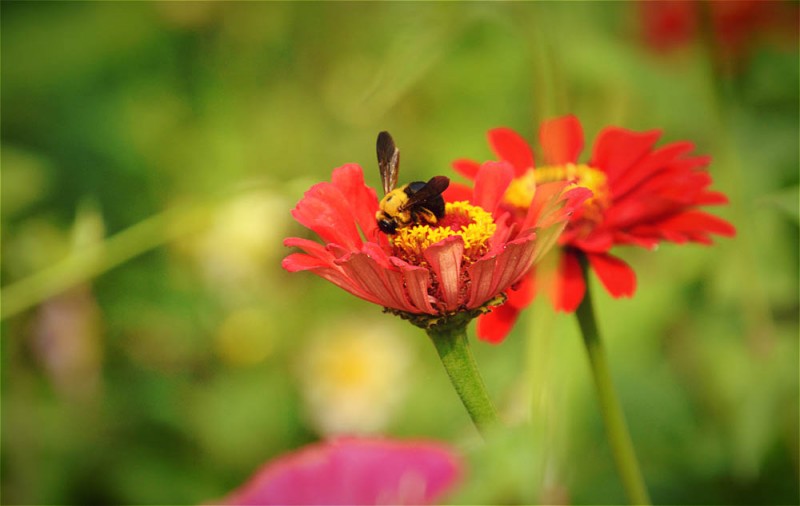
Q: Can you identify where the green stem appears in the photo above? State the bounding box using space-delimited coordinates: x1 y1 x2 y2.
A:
1 203 212 321
575 255 651 505
427 323 498 436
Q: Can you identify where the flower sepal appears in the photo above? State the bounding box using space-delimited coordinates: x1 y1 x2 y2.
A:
384 293 506 332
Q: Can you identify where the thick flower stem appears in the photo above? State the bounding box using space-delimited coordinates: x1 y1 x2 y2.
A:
575 256 651 505
427 324 499 436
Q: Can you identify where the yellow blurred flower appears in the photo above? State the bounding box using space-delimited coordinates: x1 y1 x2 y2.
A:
296 319 413 436
189 190 290 298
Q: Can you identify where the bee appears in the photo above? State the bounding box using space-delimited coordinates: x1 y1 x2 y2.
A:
375 131 450 235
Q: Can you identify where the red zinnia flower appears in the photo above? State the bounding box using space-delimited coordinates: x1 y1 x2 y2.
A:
452 115 735 341
216 437 462 505
282 161 586 330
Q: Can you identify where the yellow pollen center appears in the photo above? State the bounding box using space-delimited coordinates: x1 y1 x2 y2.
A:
503 164 610 221
390 201 496 266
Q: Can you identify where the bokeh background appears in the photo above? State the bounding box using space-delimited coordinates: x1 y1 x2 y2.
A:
2 2 798 504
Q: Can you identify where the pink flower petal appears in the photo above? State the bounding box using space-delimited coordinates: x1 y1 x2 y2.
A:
330 163 382 239
466 237 537 308
336 252 417 312
423 236 465 312
465 254 498 308
281 253 330 272
487 128 535 176
291 180 365 251
218 438 462 506
472 161 514 216
282 254 383 306
476 303 521 344
390 258 437 314
521 181 577 232
586 252 637 299
284 237 337 263
539 115 584 165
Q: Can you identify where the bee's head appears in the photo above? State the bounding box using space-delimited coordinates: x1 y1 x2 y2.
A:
378 218 398 234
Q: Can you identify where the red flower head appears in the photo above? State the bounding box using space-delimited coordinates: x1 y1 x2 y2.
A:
216 437 462 505
282 153 586 332
452 115 735 341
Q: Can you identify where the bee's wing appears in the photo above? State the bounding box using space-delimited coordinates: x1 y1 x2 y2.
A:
377 131 400 195
400 176 450 210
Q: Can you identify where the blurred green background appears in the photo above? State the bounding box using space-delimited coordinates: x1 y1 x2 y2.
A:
1 2 797 504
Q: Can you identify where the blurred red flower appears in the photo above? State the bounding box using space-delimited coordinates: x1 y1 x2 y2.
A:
638 0 799 71
452 115 735 341
283 162 586 330
216 438 462 505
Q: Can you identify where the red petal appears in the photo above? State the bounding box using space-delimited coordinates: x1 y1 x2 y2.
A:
473 161 514 216
477 303 521 344
539 115 584 165
638 0 697 52
552 252 585 312
610 141 696 197
443 182 474 204
586 252 637 298
656 210 736 239
591 127 661 186
219 438 462 505
570 230 614 253
452 159 481 180
487 128 535 176
612 230 660 250
696 191 729 206
506 273 536 309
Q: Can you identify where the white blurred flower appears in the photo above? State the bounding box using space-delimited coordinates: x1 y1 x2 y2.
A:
297 319 413 436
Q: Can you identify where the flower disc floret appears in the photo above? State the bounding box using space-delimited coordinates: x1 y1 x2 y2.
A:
391 202 496 266
504 164 610 224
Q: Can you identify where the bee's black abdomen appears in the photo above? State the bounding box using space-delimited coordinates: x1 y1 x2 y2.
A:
405 181 446 219
427 195 446 219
